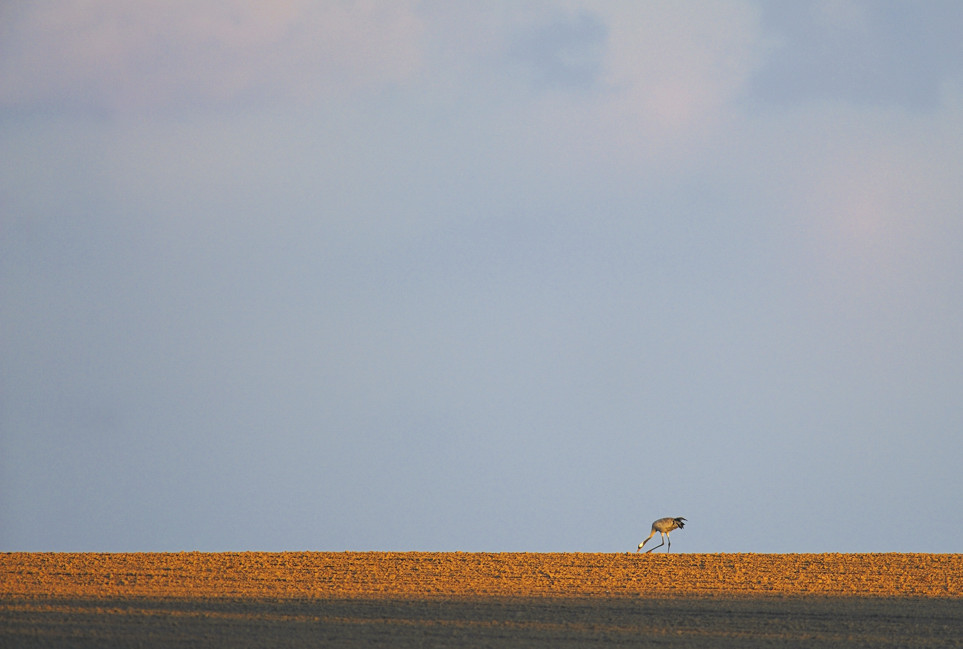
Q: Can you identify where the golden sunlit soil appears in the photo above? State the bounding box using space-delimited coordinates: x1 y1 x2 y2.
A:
3 553 962 647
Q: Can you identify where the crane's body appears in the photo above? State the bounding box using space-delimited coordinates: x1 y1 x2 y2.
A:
637 516 686 553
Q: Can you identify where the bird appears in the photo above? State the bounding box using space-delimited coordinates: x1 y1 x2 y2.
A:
637 517 686 553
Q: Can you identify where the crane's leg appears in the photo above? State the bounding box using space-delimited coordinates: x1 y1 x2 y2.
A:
667 534 671 552
644 538 665 553
637 530 657 552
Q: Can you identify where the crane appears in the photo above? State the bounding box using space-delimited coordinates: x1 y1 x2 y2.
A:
637 517 686 553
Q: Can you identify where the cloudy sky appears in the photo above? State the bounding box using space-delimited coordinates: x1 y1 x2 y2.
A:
2 1 961 553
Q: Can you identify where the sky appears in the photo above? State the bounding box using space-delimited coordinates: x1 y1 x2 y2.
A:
2 1 962 554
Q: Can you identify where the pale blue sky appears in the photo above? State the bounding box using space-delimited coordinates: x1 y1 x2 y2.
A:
2 1 962 553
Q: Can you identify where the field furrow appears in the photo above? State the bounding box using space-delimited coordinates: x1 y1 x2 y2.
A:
3 552 960 599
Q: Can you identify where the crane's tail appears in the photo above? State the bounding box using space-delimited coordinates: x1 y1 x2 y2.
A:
674 517 687 528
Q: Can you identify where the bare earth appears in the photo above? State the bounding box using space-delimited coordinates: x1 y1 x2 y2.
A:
2 552 961 647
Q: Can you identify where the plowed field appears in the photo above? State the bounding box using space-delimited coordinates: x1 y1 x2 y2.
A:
2 553 961 647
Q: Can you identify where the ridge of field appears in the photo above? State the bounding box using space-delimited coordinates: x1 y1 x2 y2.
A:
3 552 960 599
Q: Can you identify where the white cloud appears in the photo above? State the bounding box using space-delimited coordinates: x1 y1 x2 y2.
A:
595 1 764 143
0 0 425 112
1 0 765 162
462 1 768 178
